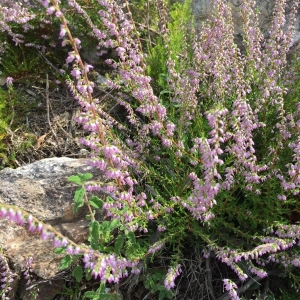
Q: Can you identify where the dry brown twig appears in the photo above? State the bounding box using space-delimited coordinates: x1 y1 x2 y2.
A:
46 74 61 153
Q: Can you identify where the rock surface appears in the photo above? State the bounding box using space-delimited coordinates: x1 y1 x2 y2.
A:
0 157 103 298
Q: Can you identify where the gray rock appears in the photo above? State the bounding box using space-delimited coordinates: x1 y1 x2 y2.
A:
0 157 103 282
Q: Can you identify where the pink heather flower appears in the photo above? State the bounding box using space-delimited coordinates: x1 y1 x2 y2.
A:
249 266 267 278
103 145 121 158
46 6 56 15
66 51 77 64
55 11 63 17
40 0 50 8
61 238 69 247
164 264 182 290
0 208 7 218
60 25 67 38
161 138 172 147
223 279 240 300
73 38 81 47
277 194 287 201
27 214 33 224
15 211 25 226
105 168 122 179
36 223 43 232
157 225 166 232
6 77 13 87
7 208 16 222
166 121 176 136
53 238 63 248
73 247 81 255
41 230 49 240
83 64 93 74
148 240 165 254
70 68 81 79
87 84 93 93
66 245 74 255
28 223 36 232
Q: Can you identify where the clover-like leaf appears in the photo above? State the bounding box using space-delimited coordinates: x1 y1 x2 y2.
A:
68 175 82 185
72 265 83 283
74 187 85 212
89 196 103 209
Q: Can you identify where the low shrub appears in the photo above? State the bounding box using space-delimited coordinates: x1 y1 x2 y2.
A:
1 0 300 299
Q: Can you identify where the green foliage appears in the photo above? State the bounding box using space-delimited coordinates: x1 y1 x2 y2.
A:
72 265 84 282
68 173 93 185
0 85 33 167
284 54 300 114
129 0 158 28
83 282 121 300
146 0 193 91
89 196 103 209
68 173 147 259
68 173 95 212
0 44 42 80
59 254 81 270
57 281 81 300
0 89 9 161
143 270 175 300
74 187 86 212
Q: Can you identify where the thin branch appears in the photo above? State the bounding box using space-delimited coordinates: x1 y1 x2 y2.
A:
205 257 217 300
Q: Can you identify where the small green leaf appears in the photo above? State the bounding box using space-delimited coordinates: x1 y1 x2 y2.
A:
248 281 261 291
77 173 93 182
74 199 84 212
101 221 109 231
74 187 86 212
120 206 129 213
99 282 106 293
159 89 171 95
54 247 66 254
109 219 120 231
98 294 111 300
127 231 136 243
83 291 97 299
106 196 115 202
68 175 82 185
59 255 72 270
159 290 166 300
74 187 86 202
72 265 83 282
89 221 100 250
85 270 92 281
150 279 156 290
153 271 165 281
114 235 125 255
89 196 103 209
166 290 174 299
102 246 114 253
68 173 93 186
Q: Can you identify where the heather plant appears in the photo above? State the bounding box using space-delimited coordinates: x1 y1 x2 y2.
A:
1 0 300 299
